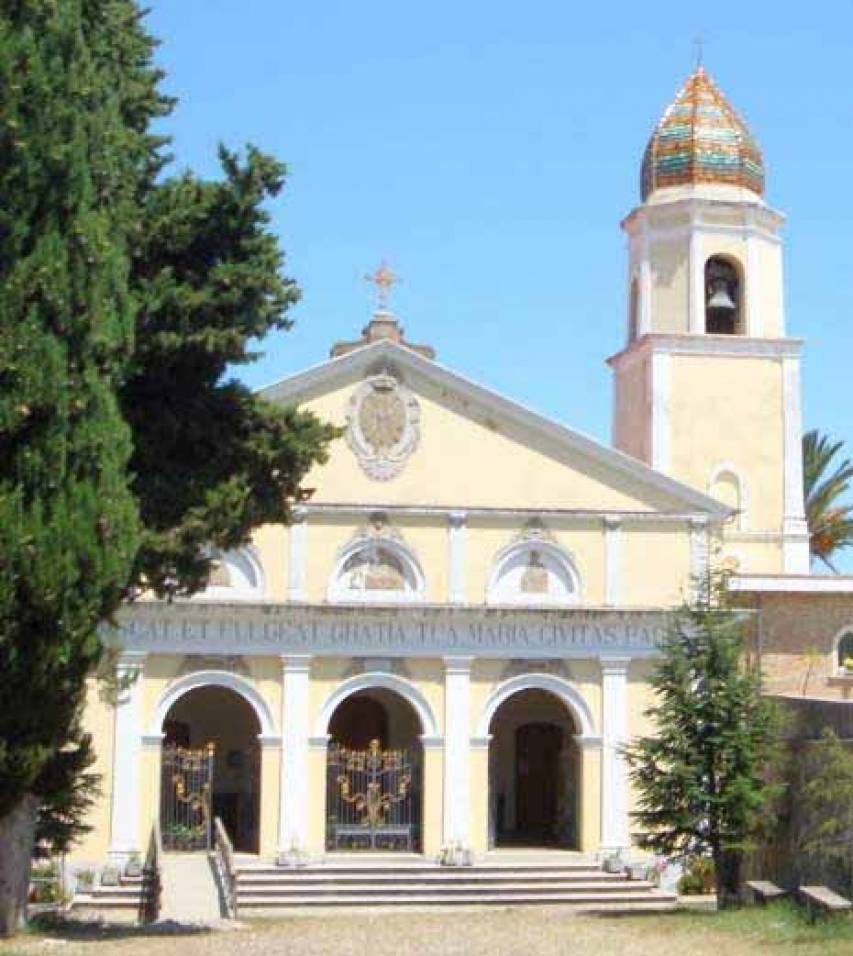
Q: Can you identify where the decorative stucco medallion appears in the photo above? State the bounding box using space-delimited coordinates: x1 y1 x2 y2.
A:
346 372 420 480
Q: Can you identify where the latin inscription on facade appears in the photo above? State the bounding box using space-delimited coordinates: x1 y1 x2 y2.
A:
116 605 667 658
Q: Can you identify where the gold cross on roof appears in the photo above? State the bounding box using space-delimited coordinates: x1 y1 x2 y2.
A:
365 260 399 311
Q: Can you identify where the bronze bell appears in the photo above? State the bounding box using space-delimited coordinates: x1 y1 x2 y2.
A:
707 280 736 312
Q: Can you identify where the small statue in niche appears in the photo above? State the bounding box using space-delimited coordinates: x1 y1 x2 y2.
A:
344 546 406 592
520 550 549 594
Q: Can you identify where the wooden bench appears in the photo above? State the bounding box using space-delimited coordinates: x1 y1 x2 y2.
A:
798 885 852 922
746 880 786 905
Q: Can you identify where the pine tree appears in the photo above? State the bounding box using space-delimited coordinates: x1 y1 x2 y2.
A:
0 0 141 934
796 728 853 896
124 144 339 597
624 577 780 908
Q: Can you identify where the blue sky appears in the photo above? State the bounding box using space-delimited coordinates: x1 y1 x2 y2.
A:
147 2 853 466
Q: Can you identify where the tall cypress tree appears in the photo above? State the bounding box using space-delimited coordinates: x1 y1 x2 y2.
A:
0 1 140 934
624 578 780 908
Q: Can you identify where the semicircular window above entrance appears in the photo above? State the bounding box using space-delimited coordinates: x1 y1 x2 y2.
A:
487 543 580 606
196 547 266 601
328 540 425 603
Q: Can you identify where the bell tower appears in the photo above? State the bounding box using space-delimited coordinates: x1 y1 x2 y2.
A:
609 67 809 574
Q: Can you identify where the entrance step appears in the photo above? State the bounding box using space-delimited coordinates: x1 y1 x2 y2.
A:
160 853 223 922
234 860 677 915
69 880 142 923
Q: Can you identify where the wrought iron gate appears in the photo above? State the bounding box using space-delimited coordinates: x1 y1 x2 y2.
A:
160 743 215 851
326 739 420 851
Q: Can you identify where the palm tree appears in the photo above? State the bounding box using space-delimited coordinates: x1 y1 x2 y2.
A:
802 429 853 571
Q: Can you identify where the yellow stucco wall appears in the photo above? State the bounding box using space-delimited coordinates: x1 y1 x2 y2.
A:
298 381 680 514
669 355 784 533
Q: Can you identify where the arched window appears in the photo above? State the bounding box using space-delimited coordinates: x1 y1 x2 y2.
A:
329 539 425 603
836 630 853 674
705 256 743 335
197 547 265 600
709 464 746 529
487 542 580 606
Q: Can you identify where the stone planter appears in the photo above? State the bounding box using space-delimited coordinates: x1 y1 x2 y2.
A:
602 856 624 874
626 863 648 881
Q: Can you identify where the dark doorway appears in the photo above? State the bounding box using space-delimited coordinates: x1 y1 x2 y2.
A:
516 723 563 842
325 689 422 852
161 685 261 853
488 688 579 848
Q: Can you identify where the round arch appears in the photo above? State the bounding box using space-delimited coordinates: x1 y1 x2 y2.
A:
831 625 853 673
152 670 276 738
486 540 581 606
708 461 748 530
476 673 596 739
315 672 439 738
327 537 426 603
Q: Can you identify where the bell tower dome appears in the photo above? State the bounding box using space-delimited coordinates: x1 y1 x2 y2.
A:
609 67 809 574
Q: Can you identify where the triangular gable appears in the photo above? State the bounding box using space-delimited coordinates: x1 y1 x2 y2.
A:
259 340 731 518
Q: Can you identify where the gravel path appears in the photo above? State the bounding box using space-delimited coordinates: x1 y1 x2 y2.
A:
0 906 844 956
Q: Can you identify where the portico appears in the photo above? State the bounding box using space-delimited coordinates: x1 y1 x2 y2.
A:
99 601 657 862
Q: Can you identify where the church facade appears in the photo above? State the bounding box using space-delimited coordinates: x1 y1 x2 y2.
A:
73 67 832 870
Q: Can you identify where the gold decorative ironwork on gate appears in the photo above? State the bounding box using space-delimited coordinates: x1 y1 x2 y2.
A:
326 739 420 850
160 743 215 851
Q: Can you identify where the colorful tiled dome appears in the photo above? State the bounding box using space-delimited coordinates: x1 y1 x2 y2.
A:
641 67 764 201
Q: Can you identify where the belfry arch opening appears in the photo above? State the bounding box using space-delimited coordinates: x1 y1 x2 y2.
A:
705 255 743 335
160 685 261 853
326 688 423 852
488 688 580 849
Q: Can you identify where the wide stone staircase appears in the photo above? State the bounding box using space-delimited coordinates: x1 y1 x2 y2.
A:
234 853 677 913
70 871 143 922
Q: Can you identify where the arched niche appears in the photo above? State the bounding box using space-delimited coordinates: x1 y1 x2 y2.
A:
486 541 581 606
709 463 747 530
197 546 266 601
328 538 426 604
833 628 853 674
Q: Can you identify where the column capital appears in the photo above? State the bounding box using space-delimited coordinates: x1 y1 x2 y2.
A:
290 506 308 523
117 651 147 671
448 510 468 528
280 654 312 673
443 655 474 673
602 515 623 531
599 655 631 676
688 515 709 530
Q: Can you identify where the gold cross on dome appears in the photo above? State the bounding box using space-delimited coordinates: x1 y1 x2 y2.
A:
693 34 706 69
365 260 399 311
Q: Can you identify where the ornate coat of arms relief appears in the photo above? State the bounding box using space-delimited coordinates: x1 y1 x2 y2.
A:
346 372 420 480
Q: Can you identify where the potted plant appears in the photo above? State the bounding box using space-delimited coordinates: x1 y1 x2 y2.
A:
75 869 95 892
843 656 853 675
602 850 624 874
124 852 142 879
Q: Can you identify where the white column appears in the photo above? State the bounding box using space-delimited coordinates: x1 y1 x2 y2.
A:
600 656 630 852
781 356 810 573
689 517 710 600
109 652 147 859
447 511 467 605
287 508 307 601
279 655 312 853
744 209 761 337
688 226 705 334
650 351 671 474
443 656 473 845
603 517 623 606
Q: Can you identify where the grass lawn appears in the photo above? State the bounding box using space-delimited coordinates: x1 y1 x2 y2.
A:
0 901 851 955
